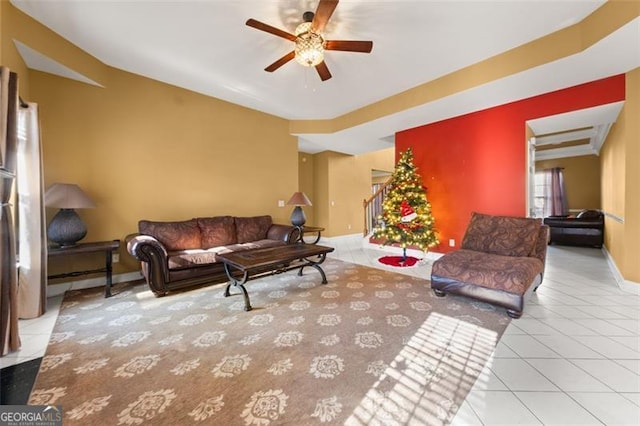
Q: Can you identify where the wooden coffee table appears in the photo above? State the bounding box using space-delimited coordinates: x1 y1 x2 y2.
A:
217 244 335 311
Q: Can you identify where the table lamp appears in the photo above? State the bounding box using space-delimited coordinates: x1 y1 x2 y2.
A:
286 192 312 227
45 183 96 247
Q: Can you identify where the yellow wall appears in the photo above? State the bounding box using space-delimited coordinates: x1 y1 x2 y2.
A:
0 2 30 97
31 69 297 275
310 148 394 237
298 153 315 226
2 4 298 278
600 67 639 284
536 155 601 211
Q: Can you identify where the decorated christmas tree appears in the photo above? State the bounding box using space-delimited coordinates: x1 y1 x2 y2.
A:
373 148 439 260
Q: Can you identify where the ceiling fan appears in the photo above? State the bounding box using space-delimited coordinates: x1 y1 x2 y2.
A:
246 0 373 81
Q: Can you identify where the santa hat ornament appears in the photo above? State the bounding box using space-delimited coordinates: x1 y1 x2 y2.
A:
400 200 417 222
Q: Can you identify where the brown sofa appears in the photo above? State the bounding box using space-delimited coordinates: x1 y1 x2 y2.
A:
430 212 549 319
543 209 603 248
127 215 297 296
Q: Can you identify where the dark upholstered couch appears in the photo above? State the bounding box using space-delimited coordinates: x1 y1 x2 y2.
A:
127 215 297 296
431 212 549 319
543 209 604 248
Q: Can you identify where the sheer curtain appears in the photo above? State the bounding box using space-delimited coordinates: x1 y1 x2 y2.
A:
0 67 20 356
544 167 569 217
17 102 46 319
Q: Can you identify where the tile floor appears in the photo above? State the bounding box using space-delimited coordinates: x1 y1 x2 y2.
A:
2 237 639 425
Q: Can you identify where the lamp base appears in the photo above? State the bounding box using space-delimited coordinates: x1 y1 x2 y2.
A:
47 209 87 247
290 206 307 227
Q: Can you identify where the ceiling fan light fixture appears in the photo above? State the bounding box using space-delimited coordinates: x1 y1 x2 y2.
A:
294 22 324 67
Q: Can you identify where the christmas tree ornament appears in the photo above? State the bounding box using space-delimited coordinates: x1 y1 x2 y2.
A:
400 200 417 222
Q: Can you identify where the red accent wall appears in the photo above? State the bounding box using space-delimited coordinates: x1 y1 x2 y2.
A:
396 75 625 253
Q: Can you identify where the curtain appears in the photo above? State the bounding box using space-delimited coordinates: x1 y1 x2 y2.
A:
544 167 569 217
0 67 20 356
17 102 46 319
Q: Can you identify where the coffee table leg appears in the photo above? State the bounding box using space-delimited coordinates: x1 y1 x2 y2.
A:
222 263 252 311
298 253 328 284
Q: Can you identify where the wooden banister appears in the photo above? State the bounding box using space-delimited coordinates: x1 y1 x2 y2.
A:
363 178 392 236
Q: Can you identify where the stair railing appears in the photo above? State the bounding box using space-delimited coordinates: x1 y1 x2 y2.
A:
363 179 392 236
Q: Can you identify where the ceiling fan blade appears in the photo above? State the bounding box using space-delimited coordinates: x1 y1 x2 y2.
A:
315 61 332 81
312 0 339 33
265 51 295 72
325 40 373 53
246 18 296 42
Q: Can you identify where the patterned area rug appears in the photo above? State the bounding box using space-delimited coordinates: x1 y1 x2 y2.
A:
29 259 510 425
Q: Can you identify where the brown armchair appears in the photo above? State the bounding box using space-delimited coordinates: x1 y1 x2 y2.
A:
543 209 603 248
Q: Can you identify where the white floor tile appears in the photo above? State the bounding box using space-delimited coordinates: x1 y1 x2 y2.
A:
525 358 610 392
571 359 640 393
492 341 520 358
500 335 561 358
490 358 559 391
539 318 598 336
569 392 640 426
449 400 484 426
511 318 559 335
515 391 602 425
615 359 640 374
578 335 640 359
622 393 640 408
533 335 604 359
466 390 542 425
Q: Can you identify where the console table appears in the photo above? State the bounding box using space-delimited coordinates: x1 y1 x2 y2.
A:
48 240 120 298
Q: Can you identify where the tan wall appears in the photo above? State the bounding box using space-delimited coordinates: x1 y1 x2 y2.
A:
310 148 394 237
31 68 297 276
297 152 315 226
600 67 639 284
1 3 30 97
536 155 601 211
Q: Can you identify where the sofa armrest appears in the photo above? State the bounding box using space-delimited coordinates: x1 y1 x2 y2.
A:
126 234 172 295
127 234 169 261
532 225 550 280
267 224 298 244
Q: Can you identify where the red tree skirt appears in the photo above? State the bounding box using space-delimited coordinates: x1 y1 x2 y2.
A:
378 255 419 267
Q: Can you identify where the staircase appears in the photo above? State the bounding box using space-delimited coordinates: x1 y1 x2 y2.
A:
362 179 391 236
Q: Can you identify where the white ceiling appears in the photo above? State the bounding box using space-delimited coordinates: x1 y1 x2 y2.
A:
10 0 640 155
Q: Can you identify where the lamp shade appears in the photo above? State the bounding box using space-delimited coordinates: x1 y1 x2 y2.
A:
286 192 312 206
45 183 96 209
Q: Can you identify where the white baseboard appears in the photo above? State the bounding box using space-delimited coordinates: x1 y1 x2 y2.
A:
47 271 144 298
318 233 362 244
602 246 640 295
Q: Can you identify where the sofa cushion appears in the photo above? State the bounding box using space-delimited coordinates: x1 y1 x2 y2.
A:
197 216 237 248
431 249 544 295
166 239 286 269
461 212 541 257
235 215 273 244
139 219 201 251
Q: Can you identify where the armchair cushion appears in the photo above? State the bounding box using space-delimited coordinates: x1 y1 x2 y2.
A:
461 212 542 257
138 219 201 251
431 249 544 294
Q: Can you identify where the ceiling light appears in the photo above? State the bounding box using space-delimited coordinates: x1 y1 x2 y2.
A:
294 22 324 67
